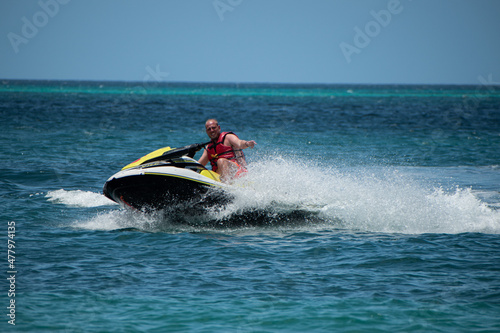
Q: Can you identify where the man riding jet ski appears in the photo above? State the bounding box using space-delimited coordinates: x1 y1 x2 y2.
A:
198 118 256 182
103 120 256 211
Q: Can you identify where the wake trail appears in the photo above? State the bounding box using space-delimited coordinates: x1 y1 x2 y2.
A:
50 157 500 234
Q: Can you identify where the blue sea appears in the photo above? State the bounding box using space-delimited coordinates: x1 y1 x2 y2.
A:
1 81 500 332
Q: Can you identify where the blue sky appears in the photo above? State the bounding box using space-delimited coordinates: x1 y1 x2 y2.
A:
1 0 499 84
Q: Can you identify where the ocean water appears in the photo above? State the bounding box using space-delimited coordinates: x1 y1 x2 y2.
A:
1 81 500 332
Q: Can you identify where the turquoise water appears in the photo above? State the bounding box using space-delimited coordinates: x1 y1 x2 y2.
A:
1 81 500 331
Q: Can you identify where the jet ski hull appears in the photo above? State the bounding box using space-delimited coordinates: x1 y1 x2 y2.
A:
103 155 229 211
104 176 218 211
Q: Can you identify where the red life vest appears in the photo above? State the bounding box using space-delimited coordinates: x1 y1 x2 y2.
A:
206 132 245 172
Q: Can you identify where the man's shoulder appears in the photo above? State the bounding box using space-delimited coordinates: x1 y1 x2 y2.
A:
222 131 238 139
222 131 238 145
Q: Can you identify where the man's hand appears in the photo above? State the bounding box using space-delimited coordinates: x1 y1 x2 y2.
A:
244 140 256 148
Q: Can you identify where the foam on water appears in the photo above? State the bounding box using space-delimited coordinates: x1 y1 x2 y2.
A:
46 189 117 208
73 209 158 231
216 156 500 234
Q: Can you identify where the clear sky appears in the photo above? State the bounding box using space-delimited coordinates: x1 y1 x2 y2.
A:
1 0 499 85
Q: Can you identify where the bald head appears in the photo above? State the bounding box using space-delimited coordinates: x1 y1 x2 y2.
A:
205 119 221 140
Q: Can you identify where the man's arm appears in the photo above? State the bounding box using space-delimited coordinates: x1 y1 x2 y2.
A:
198 149 209 166
225 134 256 150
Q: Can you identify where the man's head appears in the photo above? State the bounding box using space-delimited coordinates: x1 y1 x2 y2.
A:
205 119 221 140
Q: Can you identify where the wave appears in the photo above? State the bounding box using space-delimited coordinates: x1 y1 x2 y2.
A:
215 157 500 234
46 189 117 208
67 156 500 234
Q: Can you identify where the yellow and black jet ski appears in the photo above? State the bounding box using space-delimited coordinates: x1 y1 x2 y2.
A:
103 142 229 211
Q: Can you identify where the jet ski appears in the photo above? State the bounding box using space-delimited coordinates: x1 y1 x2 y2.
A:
103 142 230 211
